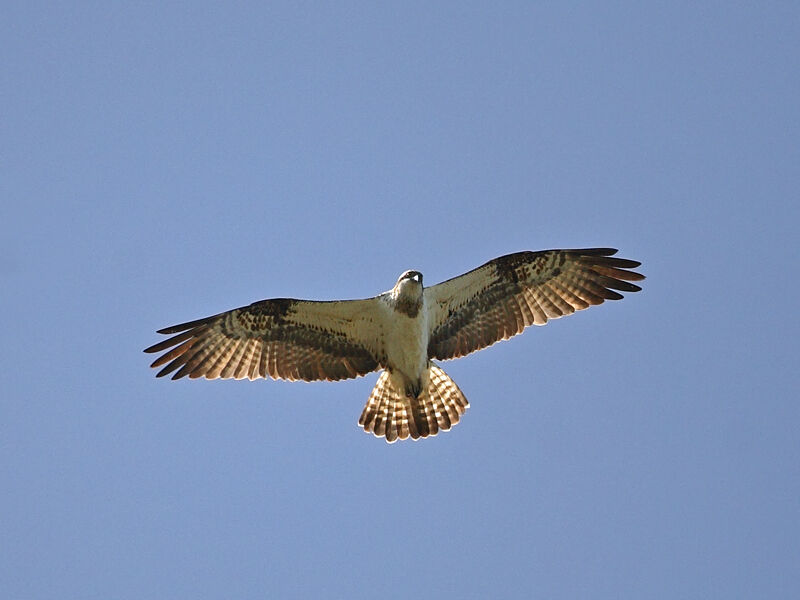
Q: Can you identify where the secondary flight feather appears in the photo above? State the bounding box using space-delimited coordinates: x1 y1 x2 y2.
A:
144 248 644 442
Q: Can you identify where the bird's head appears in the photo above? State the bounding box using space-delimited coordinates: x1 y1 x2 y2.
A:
392 269 423 300
398 270 423 285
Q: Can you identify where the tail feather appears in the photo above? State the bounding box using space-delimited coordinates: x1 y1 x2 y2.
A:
359 363 469 443
385 384 399 442
393 396 411 442
408 395 431 438
370 373 389 439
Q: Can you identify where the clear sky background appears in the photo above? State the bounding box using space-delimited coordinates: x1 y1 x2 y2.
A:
2 3 798 599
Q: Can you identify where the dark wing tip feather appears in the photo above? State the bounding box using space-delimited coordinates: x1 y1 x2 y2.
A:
602 257 641 269
144 313 222 354
575 247 619 256
575 252 639 267
156 314 218 335
143 330 197 354
573 249 645 288
155 359 185 378
599 288 625 301
592 274 643 293
564 249 644 302
620 269 645 281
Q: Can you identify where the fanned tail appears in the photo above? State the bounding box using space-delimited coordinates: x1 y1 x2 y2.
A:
358 363 469 443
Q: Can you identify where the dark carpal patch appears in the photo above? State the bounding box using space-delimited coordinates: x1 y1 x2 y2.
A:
247 298 295 321
491 251 533 283
218 298 296 336
493 250 569 283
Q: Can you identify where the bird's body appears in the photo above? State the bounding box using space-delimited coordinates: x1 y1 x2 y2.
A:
145 248 644 442
381 271 429 396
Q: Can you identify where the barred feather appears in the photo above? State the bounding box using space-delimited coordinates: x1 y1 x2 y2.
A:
359 363 469 443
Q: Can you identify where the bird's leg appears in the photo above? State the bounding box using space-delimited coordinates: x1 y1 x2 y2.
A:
405 380 422 399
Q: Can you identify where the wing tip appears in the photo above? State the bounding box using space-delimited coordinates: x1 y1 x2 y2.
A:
577 250 643 272
157 322 196 335
155 366 175 378
575 247 618 256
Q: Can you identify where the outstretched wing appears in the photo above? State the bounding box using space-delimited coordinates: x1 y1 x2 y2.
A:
144 297 385 381
425 248 644 361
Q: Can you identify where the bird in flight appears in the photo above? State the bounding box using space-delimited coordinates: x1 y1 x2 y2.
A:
145 248 643 443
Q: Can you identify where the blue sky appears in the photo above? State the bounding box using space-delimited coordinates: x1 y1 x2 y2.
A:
2 2 798 598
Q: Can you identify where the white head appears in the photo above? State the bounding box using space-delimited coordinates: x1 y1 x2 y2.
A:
397 270 422 286
391 270 424 314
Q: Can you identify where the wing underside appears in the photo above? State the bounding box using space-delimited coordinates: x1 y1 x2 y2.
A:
144 298 383 382
426 248 644 360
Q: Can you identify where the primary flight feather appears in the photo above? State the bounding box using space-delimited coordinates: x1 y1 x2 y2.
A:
145 248 644 442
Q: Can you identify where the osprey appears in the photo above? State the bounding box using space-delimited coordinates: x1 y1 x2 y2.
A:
145 248 643 442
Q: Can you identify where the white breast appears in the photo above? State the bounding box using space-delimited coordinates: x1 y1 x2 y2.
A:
379 294 429 382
